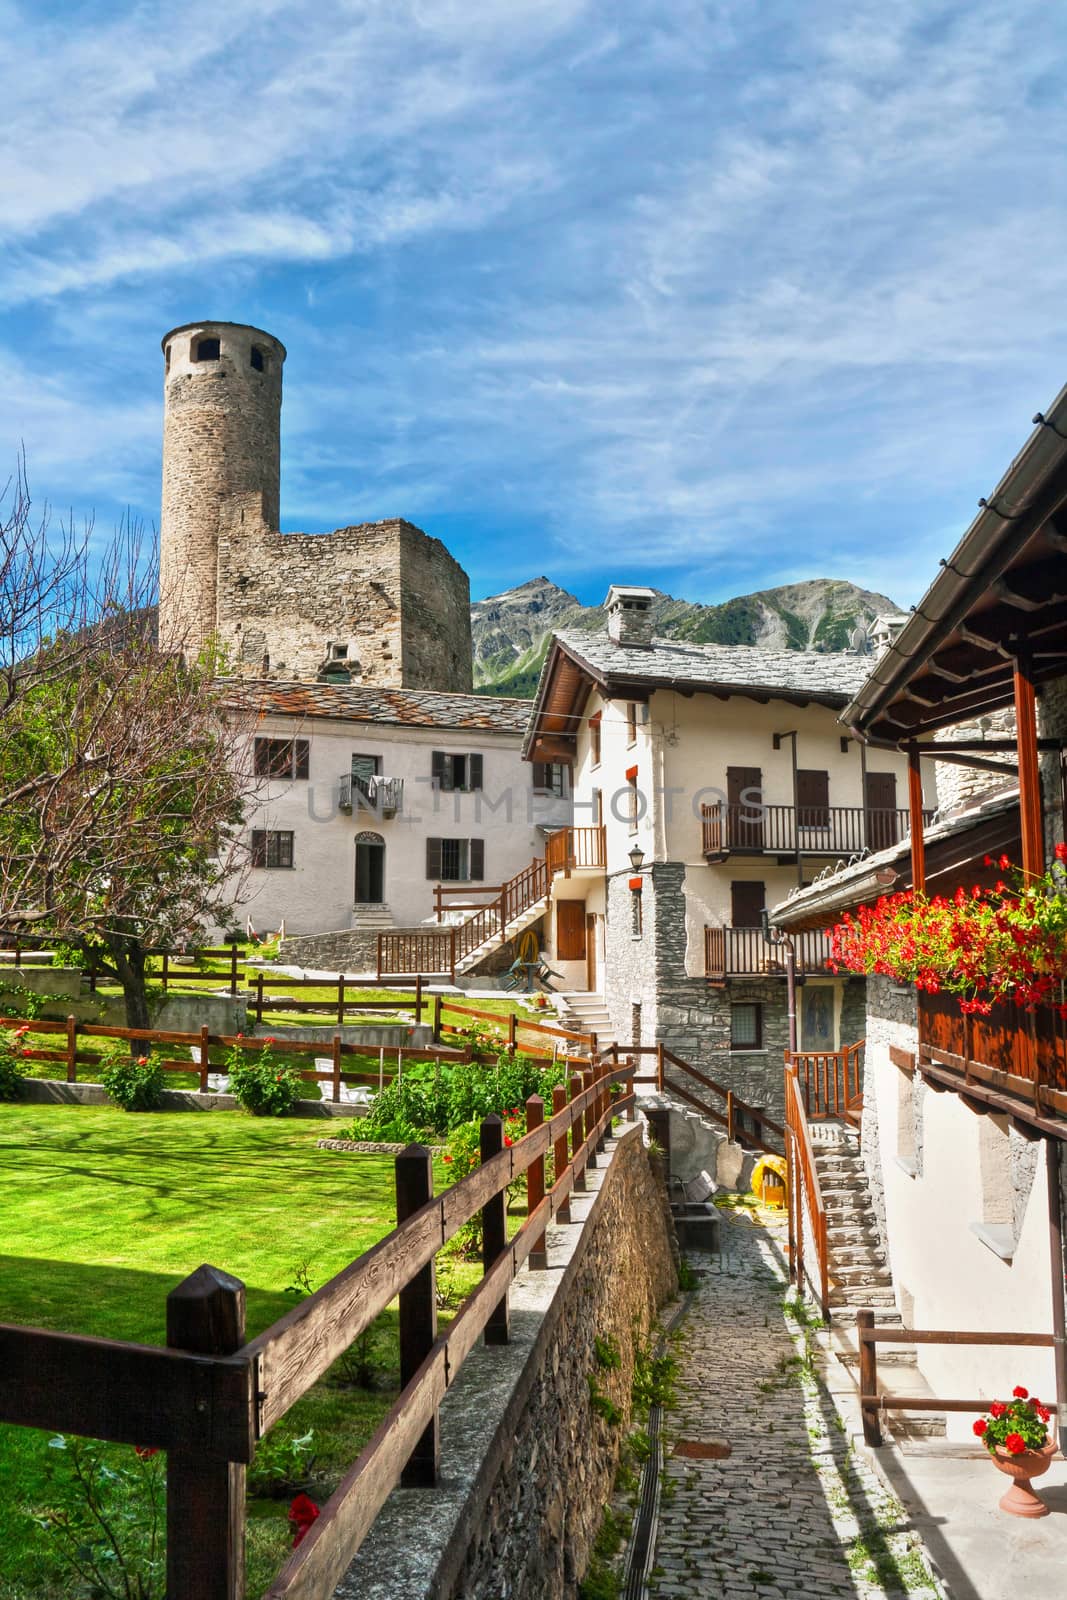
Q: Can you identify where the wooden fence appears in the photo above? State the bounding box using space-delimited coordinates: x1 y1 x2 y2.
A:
0 1059 636 1599
247 972 427 1027
789 1040 865 1124
616 1041 784 1155
432 996 595 1055
856 1312 1057 1446
784 1065 828 1319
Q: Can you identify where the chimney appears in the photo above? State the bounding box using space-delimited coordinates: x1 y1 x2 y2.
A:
605 585 657 648
870 613 909 661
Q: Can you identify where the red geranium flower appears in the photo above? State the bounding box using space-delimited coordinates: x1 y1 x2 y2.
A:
134 1445 159 1459
1012 1385 1028 1399
1004 1433 1027 1456
989 1400 1007 1418
288 1494 320 1548
1056 841 1067 863
972 1418 987 1436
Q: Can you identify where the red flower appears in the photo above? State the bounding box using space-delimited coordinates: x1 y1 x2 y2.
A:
288 1494 320 1548
504 1136 513 1147
973 1418 987 1436
442 1154 452 1164
1012 1385 1028 1399
999 854 1011 871
134 1445 159 1459
989 1400 1007 1418
1004 1433 1027 1456
137 1056 148 1066
1056 842 1067 863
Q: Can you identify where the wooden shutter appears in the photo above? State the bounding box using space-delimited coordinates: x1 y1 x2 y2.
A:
727 766 763 847
426 837 443 879
468 753 484 791
864 771 899 851
796 769 829 828
468 839 485 880
431 750 449 790
294 740 310 780
532 761 549 790
730 881 766 928
251 830 266 867
556 900 587 960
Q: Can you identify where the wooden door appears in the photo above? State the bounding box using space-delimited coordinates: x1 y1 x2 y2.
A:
586 913 597 991
355 839 385 903
556 900 586 961
730 881 766 928
796 769 830 830
727 766 764 849
864 771 898 852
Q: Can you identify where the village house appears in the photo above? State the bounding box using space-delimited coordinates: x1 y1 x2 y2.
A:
522 586 930 1119
771 389 1067 1443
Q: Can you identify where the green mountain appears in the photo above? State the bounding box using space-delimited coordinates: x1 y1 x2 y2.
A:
471 577 901 697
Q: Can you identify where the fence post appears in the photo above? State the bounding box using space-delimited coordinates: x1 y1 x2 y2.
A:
656 1042 665 1093
552 1084 571 1223
376 937 383 982
582 1069 598 1169
166 1265 247 1600
570 1073 586 1191
450 927 456 984
595 1060 609 1153
415 974 423 1026
433 992 443 1043
331 1033 342 1104
526 1095 547 1269
199 1026 210 1094
66 1015 77 1083
395 1145 440 1485
255 973 264 1027
857 1309 882 1446
337 973 345 1028
726 1090 735 1144
508 1013 517 1055
229 943 238 998
480 1115 510 1345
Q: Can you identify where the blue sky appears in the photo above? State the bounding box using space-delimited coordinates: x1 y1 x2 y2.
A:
2 0 1066 609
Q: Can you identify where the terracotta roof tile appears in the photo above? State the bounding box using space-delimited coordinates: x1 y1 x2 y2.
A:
219 678 532 734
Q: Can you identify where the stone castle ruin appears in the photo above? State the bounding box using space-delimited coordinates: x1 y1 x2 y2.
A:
159 320 473 690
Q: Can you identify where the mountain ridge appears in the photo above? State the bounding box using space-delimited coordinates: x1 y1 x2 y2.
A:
470 576 902 697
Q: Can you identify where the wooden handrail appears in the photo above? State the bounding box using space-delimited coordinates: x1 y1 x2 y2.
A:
785 1066 829 1319
660 1045 784 1151
787 1041 865 1121
700 803 934 859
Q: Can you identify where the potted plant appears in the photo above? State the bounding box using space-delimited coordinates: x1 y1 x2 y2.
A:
973 1386 1058 1517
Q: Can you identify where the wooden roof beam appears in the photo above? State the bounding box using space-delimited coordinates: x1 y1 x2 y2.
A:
957 622 1013 659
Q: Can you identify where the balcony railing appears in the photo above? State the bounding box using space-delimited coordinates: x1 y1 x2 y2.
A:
918 991 1067 1099
338 773 404 817
704 924 834 982
700 802 929 859
545 825 607 877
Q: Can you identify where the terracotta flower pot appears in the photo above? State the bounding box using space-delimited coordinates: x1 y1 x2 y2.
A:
990 1439 1058 1518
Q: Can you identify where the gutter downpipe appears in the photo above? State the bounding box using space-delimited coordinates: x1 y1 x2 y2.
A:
1047 1137 1067 1455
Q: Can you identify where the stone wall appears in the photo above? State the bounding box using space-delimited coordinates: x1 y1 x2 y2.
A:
280 927 387 973
860 975 918 1253
1040 671 1067 857
215 505 472 691
336 1125 677 1600
932 708 1016 817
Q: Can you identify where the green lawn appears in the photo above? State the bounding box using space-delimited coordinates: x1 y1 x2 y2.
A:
0 1101 455 1597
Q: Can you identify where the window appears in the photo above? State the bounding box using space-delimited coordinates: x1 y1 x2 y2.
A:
626 702 638 746
532 761 568 797
730 881 765 928
351 753 381 798
251 830 294 869
250 345 266 372
194 337 220 362
626 765 639 834
426 837 485 881
331 643 348 660
589 713 602 767
431 751 484 792
730 1003 762 1050
631 888 643 938
796 769 830 829
254 737 310 780
896 1063 917 1174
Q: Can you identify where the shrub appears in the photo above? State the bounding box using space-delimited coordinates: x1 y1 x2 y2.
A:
229 1044 302 1116
31 1435 165 1600
0 1025 31 1100
360 1062 451 1142
100 1049 166 1112
248 1428 316 1496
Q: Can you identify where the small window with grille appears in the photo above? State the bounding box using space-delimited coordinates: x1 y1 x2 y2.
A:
730 1003 762 1050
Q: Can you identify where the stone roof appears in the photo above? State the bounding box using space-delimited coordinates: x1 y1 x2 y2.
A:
553 630 875 705
219 678 532 734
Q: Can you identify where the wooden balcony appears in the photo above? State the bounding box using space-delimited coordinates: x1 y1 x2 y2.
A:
917 991 1067 1127
700 802 927 861
545 825 607 878
704 925 834 983
338 773 404 817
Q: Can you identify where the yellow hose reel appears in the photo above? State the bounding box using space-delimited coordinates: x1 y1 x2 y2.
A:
751 1153 788 1208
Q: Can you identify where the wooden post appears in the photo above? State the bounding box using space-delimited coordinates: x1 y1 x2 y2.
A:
480 1115 510 1345
726 1089 735 1144
415 974 423 1026
337 973 345 1027
449 927 457 984
857 1309 882 1446
435 883 442 923
229 943 238 998
582 1069 598 1168
376 937 383 982
199 1026 210 1094
526 1095 547 1268
66 1015 77 1083
785 1124 796 1284
907 746 926 895
166 1265 247 1600
396 1145 439 1485
656 1041 665 1093
1014 654 1045 880
433 992 443 1043
161 950 169 993
508 1012 518 1055
254 973 264 1027
569 1073 586 1191
331 1033 342 1104
552 1084 571 1223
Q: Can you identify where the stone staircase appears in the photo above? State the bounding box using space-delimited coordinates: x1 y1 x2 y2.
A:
349 904 395 933
454 896 548 976
555 992 616 1048
813 1129 945 1438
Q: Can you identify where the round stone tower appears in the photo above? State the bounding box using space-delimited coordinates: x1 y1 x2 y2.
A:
159 321 286 655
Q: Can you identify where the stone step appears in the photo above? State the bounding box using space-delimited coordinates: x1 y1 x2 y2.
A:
831 1264 893 1287
829 1287 897 1309
825 1227 882 1249
830 1247 888 1269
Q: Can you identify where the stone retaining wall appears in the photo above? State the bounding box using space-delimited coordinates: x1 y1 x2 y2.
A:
336 1124 677 1600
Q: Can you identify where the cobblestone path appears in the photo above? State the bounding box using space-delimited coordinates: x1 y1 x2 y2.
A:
647 1210 939 1600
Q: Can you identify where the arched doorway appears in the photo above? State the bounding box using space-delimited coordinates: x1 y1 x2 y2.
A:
354 831 385 904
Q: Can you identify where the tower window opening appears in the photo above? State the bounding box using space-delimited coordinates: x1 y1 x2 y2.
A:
164 344 171 373
331 644 348 660
250 346 266 372
194 337 220 362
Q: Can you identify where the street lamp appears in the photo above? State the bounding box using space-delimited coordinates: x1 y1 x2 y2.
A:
628 843 645 872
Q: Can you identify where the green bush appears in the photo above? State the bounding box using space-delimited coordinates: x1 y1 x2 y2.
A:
100 1049 166 1113
0 1026 30 1101
229 1045 302 1116
248 1427 316 1496
360 1062 452 1142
